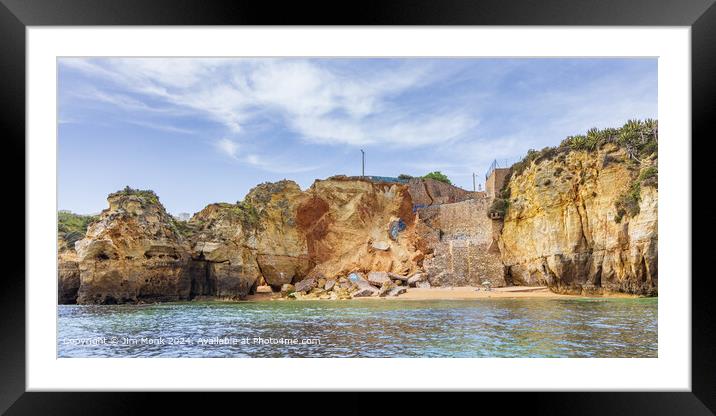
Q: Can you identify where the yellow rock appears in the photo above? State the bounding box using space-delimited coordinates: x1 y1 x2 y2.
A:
499 144 657 295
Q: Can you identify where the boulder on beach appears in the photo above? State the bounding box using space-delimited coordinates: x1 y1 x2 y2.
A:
367 271 391 287
256 285 273 294
378 281 395 297
408 273 426 287
352 286 379 297
387 286 407 297
348 272 373 288
388 272 409 282
295 277 317 293
348 272 366 282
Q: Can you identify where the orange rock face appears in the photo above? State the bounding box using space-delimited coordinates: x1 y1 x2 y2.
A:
298 177 424 279
189 177 426 288
64 178 429 304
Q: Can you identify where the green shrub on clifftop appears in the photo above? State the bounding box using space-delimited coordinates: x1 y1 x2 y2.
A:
422 171 452 185
110 186 160 205
492 120 658 222
58 210 98 247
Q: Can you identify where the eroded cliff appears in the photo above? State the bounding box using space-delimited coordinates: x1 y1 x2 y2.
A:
65 178 427 304
188 180 310 294
74 189 195 304
498 125 658 295
58 121 658 303
299 176 424 279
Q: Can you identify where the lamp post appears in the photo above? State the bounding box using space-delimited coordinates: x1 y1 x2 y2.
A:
361 149 365 177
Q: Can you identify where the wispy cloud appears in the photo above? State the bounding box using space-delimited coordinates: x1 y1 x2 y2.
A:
213 138 322 173
215 137 239 159
127 120 195 135
59 57 656 181
58 57 657 215
59 58 475 152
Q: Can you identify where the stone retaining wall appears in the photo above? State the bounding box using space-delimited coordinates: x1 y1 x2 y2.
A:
418 197 506 287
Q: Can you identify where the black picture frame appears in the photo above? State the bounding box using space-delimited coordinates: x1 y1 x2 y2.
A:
0 0 709 413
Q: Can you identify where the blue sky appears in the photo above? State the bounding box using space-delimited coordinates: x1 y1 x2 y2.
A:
58 58 657 216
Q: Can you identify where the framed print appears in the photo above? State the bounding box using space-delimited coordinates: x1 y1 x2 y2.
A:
1 0 711 413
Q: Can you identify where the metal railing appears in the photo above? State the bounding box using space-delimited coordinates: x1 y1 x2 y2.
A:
485 159 499 180
484 159 517 180
364 175 409 184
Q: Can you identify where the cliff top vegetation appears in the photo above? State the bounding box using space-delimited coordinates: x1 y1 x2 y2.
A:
109 186 160 205
58 210 98 248
489 119 658 220
510 119 658 178
422 171 452 185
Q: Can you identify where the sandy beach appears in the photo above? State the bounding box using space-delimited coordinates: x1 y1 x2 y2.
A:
243 286 641 302
383 286 577 300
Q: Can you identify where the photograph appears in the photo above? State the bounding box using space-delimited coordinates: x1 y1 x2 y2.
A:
2 0 709 409
56 57 659 358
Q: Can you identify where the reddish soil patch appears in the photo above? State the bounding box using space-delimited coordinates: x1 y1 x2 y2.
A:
296 196 331 263
397 187 416 224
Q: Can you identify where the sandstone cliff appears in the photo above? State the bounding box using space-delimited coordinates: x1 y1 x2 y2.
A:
58 121 658 303
189 180 311 293
499 139 657 295
57 211 98 304
74 189 195 304
63 178 427 304
58 244 81 305
189 177 425 289
299 176 424 279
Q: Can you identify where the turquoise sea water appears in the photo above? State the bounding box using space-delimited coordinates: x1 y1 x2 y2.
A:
57 297 657 358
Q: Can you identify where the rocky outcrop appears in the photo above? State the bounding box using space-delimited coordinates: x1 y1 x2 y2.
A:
189 180 311 292
59 131 658 303
298 177 424 279
58 247 80 305
64 178 428 304
57 212 97 304
499 144 657 295
189 177 425 291
407 178 477 207
74 190 195 304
